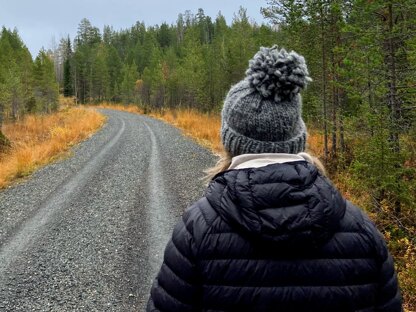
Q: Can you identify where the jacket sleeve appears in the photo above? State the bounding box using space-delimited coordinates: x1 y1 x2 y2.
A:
147 207 202 312
375 249 403 312
364 218 403 311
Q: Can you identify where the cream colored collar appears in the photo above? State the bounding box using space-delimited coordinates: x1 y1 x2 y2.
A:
229 153 310 170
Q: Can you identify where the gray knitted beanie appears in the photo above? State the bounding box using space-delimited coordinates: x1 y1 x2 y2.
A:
221 45 311 156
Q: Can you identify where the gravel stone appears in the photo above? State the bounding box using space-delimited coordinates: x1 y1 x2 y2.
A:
0 109 216 311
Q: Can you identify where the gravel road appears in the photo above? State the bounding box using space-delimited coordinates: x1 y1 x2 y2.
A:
0 109 216 311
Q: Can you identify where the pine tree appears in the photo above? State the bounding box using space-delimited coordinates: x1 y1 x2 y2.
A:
63 37 73 97
0 28 32 120
33 49 59 113
120 62 138 104
73 18 101 103
261 0 416 219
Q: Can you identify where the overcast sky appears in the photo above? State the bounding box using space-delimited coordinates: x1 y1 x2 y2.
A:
0 0 268 57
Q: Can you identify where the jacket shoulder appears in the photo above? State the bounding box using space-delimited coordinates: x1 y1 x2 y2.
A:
181 197 221 248
338 201 376 234
185 197 218 226
338 201 389 262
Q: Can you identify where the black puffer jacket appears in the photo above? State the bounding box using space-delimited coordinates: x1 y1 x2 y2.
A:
148 161 402 311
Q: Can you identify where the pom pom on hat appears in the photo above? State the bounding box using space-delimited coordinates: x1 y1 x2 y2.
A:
221 45 310 156
245 45 312 102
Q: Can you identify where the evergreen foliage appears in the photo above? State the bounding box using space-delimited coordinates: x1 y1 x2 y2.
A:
63 37 73 97
61 10 276 111
0 4 414 307
261 5 415 304
0 27 59 150
33 50 59 113
57 7 414 231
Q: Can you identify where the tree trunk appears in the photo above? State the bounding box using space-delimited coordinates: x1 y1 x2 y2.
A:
339 103 345 155
74 66 78 104
12 90 19 120
0 104 10 152
331 81 337 159
367 56 375 137
320 5 329 162
386 3 400 154
330 36 337 159
383 3 402 215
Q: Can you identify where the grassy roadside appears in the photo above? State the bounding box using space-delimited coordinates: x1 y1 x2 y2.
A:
0 105 106 188
95 103 223 153
93 103 415 311
150 109 223 154
95 103 222 154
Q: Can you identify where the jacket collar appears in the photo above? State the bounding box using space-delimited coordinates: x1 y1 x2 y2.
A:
206 161 346 247
229 153 305 170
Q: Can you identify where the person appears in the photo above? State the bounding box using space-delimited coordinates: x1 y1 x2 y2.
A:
147 46 402 311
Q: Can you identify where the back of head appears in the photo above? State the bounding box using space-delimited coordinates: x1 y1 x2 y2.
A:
221 45 312 156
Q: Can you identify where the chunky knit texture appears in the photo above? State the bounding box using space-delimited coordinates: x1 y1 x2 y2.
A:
221 46 311 156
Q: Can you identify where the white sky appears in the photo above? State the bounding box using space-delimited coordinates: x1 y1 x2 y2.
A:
0 0 268 57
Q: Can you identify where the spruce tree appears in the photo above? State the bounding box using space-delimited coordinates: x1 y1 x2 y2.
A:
33 49 59 113
63 37 73 97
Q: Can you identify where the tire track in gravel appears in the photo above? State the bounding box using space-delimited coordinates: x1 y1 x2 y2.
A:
0 109 216 311
142 122 174 274
0 118 126 278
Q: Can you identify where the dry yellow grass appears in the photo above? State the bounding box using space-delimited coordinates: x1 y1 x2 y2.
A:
58 95 77 108
0 107 105 188
91 103 223 153
95 102 144 115
150 109 223 154
306 129 325 157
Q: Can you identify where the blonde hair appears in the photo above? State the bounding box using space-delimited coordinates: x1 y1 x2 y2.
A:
204 151 233 183
204 151 326 183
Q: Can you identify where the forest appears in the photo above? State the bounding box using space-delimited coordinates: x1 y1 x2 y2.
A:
0 0 415 309
0 27 58 147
